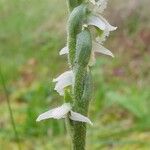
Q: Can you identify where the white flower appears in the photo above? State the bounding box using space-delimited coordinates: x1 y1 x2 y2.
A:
53 70 74 96
36 103 93 125
93 41 114 57
89 41 114 66
98 15 117 31
59 42 114 66
59 43 113 57
87 15 117 43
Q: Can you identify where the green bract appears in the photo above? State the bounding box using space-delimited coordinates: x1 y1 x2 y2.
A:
67 4 87 66
75 28 92 67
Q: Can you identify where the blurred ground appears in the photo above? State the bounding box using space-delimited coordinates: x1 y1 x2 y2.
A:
0 0 150 149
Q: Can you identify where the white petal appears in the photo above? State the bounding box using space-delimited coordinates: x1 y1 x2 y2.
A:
93 42 114 57
53 71 73 96
70 111 93 125
59 46 69 55
87 15 117 43
36 103 72 121
98 15 117 31
87 15 106 31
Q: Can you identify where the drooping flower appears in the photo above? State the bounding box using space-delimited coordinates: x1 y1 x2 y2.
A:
53 70 74 96
36 103 93 125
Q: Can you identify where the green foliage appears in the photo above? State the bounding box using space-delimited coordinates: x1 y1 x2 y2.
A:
126 14 140 35
107 87 150 121
24 82 51 136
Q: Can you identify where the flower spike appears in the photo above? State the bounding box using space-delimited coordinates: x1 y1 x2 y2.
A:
37 0 117 148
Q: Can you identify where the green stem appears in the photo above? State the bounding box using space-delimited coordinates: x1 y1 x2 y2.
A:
72 71 92 150
66 1 92 150
0 66 21 150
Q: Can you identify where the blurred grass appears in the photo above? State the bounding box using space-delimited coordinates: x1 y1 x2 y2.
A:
0 0 150 149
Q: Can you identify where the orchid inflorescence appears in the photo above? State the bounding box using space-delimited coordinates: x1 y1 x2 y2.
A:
37 0 116 149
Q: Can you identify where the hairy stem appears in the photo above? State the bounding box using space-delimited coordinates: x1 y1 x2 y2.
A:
72 71 92 150
66 1 92 150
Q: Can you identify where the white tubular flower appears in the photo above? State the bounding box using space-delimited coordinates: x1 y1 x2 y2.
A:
59 42 114 67
36 103 93 125
53 71 73 96
87 15 117 43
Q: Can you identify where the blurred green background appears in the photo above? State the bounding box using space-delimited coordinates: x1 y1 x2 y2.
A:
0 0 150 149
